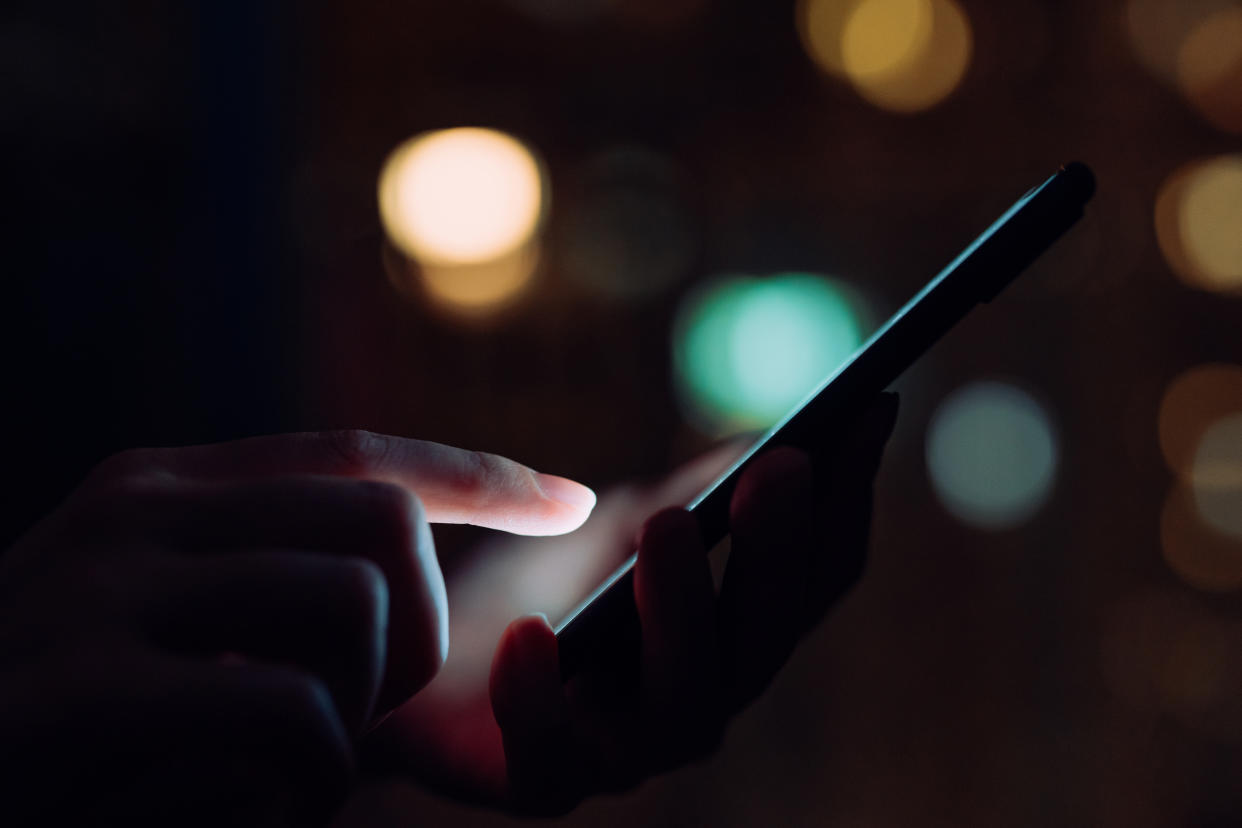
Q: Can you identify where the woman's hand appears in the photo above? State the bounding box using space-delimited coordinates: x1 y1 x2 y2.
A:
0 430 594 826
364 393 899 816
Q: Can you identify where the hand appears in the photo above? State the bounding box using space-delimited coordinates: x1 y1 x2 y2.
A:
0 431 595 826
364 393 899 815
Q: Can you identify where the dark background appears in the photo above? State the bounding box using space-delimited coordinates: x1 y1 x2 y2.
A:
5 0 1242 825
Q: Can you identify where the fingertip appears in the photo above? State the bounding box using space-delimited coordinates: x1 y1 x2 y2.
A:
731 446 815 523
490 614 561 728
637 506 700 554
534 474 597 513
502 474 595 537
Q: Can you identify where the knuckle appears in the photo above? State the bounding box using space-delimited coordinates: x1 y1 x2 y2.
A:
88 448 164 485
337 558 389 628
459 450 519 503
264 670 352 772
66 468 177 535
356 480 423 546
267 670 343 741
317 429 386 474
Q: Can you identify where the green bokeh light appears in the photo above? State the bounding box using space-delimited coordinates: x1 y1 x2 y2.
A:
926 382 1058 529
674 273 866 433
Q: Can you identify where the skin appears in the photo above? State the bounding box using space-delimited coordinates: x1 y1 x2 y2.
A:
362 392 899 817
0 394 897 826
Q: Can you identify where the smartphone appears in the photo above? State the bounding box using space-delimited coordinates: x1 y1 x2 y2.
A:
555 162 1096 680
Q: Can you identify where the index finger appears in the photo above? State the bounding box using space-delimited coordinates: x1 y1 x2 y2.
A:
130 431 596 536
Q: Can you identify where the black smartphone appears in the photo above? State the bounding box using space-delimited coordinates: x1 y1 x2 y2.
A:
555 162 1096 680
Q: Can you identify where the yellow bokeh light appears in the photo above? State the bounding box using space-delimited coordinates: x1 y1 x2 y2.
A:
841 0 932 80
1158 363 1242 478
840 0 972 113
1159 365 1242 591
383 239 539 315
1156 155 1242 293
378 128 545 266
797 0 864 79
1177 7 1242 134
1124 0 1233 84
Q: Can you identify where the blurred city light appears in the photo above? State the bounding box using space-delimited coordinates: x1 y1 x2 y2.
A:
1156 155 1242 293
420 242 541 314
1126 0 1242 134
1157 364 1242 478
1125 0 1230 83
1161 482 1242 592
799 0 971 113
841 0 932 81
378 128 545 266
673 273 867 434
1102 589 1242 740
797 0 862 79
560 148 695 302
382 239 540 315
925 382 1058 530
1158 365 1242 591
1191 413 1242 540
1177 7 1242 134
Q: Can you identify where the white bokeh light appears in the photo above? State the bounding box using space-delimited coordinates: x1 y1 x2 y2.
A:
926 382 1058 529
378 128 544 266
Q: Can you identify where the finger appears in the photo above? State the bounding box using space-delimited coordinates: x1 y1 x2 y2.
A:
801 391 899 628
105 476 447 715
106 431 595 535
140 551 389 735
489 614 583 816
633 507 722 768
717 447 817 710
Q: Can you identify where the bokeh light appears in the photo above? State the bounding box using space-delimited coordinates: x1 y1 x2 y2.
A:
1124 0 1233 83
1161 481 1242 592
1126 0 1242 133
673 273 867 433
799 0 972 113
841 0 932 80
1157 364 1242 478
1193 413 1242 540
1155 155 1242 293
1101 589 1242 741
926 382 1058 530
560 148 695 302
797 0 862 79
382 239 540 315
1177 7 1242 134
378 128 545 266
1158 365 1242 591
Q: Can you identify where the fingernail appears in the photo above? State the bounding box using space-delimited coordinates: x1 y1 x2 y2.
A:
535 473 597 513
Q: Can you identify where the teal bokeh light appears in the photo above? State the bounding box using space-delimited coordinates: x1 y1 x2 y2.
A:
926 382 1058 530
673 273 866 433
